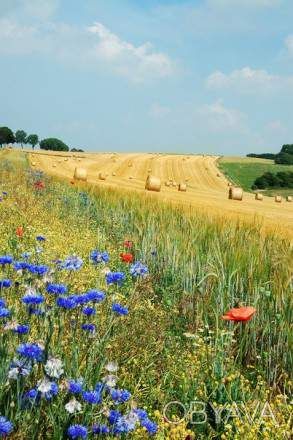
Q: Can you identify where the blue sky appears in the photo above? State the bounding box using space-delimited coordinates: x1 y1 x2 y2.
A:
0 0 293 154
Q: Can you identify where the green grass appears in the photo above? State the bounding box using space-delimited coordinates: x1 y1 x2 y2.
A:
218 157 293 193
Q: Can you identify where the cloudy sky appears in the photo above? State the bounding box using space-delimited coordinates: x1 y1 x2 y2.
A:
1 0 292 154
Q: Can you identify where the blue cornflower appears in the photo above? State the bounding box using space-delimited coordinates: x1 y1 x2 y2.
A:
21 252 31 260
22 293 44 305
8 358 32 379
27 306 44 316
81 324 96 333
17 343 44 361
0 307 10 318
92 424 109 435
14 324 30 335
67 425 88 439
130 261 148 278
84 290 105 303
141 418 158 435
61 256 83 271
82 307 96 316
106 272 125 285
67 379 83 394
112 416 135 434
14 261 29 271
112 303 128 316
0 255 13 265
90 250 109 264
108 410 121 425
82 390 102 404
0 299 5 308
0 279 12 288
2 191 7 196
37 379 58 400
134 409 148 421
46 283 68 295
57 296 77 310
0 416 13 437
27 264 48 276
36 235 46 241
110 389 131 404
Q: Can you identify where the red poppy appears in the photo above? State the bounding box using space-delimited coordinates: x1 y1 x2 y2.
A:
16 226 24 238
120 253 134 263
222 306 256 322
34 180 45 190
124 240 133 249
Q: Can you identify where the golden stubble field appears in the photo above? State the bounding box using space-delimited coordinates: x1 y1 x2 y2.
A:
27 150 293 239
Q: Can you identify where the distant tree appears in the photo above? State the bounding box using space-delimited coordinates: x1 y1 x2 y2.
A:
247 153 275 160
0 127 15 147
280 144 293 155
40 138 69 152
15 130 27 149
26 134 39 150
71 148 84 152
275 152 293 165
253 171 293 189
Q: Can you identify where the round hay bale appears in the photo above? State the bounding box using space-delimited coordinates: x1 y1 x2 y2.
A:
229 187 243 201
31 161 36 167
165 181 170 187
178 183 187 192
286 196 292 202
129 176 134 180
98 172 107 181
227 182 232 187
255 193 263 201
112 172 116 176
74 167 87 181
128 161 133 167
64 158 68 162
145 175 161 192
78 158 82 162
52 163 56 168
58 159 62 163
275 195 282 203
172 181 177 187
148 168 152 173
217 172 221 177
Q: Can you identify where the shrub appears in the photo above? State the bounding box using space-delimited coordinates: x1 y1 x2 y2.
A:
40 138 69 152
253 171 293 189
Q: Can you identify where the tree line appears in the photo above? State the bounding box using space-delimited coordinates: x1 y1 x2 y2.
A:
252 171 293 189
0 126 84 152
247 144 293 165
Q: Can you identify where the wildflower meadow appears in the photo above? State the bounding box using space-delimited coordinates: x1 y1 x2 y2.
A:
0 150 292 439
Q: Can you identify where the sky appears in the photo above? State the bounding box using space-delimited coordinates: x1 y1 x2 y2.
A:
0 0 293 155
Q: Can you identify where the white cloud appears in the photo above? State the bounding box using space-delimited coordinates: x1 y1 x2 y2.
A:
206 67 293 94
199 100 246 132
149 103 171 118
87 22 174 82
0 19 175 82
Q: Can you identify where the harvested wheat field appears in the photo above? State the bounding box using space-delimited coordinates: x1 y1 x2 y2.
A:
26 150 293 238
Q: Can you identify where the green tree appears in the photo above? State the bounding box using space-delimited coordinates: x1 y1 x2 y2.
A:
15 130 27 149
26 134 39 150
0 127 15 147
40 138 69 151
275 152 293 165
280 144 293 155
